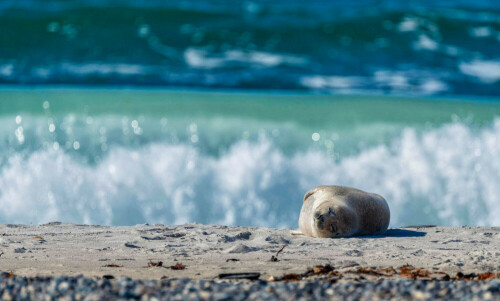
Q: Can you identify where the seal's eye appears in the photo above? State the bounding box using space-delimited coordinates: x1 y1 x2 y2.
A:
328 208 335 216
314 211 321 219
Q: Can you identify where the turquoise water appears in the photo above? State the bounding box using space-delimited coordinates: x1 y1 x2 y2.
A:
1 89 499 227
1 1 500 95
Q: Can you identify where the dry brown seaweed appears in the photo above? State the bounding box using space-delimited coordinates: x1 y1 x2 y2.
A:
103 264 124 268
269 264 500 282
170 263 185 270
143 261 163 268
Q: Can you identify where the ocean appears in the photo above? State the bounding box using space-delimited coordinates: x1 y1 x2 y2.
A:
0 1 499 228
1 0 500 96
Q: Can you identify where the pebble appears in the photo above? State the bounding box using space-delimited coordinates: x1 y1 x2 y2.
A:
0 273 498 300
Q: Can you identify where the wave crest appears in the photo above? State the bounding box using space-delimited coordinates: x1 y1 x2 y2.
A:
1 119 500 227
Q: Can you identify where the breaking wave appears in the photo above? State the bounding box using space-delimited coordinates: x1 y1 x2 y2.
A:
1 119 499 227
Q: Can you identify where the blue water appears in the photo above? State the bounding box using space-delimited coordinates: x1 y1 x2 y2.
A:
1 0 500 95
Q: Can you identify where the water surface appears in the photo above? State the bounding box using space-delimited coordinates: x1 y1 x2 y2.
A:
1 89 499 227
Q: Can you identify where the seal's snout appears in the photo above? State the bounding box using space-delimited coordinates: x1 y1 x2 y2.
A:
324 218 339 237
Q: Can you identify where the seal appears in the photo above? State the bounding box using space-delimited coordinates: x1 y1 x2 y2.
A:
291 185 390 238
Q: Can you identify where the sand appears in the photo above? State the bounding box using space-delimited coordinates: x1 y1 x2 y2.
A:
0 223 498 280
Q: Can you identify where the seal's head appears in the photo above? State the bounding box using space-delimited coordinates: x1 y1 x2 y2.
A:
312 203 357 238
312 204 340 238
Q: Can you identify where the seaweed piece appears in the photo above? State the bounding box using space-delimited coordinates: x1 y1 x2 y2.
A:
171 263 185 270
477 273 496 280
1 272 15 278
282 273 300 281
312 265 335 275
399 264 415 276
399 265 431 279
144 261 163 268
270 264 338 282
103 264 124 268
358 267 396 276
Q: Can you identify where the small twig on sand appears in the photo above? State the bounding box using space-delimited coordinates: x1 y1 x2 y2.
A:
271 244 287 262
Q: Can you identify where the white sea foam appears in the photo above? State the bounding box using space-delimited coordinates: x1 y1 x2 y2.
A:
184 48 307 69
373 71 409 90
469 26 493 38
413 34 439 51
302 71 449 94
300 76 365 90
397 17 419 32
459 60 500 83
419 79 448 94
0 64 14 77
1 120 500 227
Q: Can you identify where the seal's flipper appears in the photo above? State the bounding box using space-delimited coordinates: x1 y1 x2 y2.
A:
290 229 304 236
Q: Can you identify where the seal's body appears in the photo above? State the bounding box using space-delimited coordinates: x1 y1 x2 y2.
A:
292 185 390 238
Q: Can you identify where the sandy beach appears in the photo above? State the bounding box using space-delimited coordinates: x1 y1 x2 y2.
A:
1 223 498 281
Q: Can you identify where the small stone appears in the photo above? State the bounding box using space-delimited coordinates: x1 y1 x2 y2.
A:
1 290 13 301
58 281 69 291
